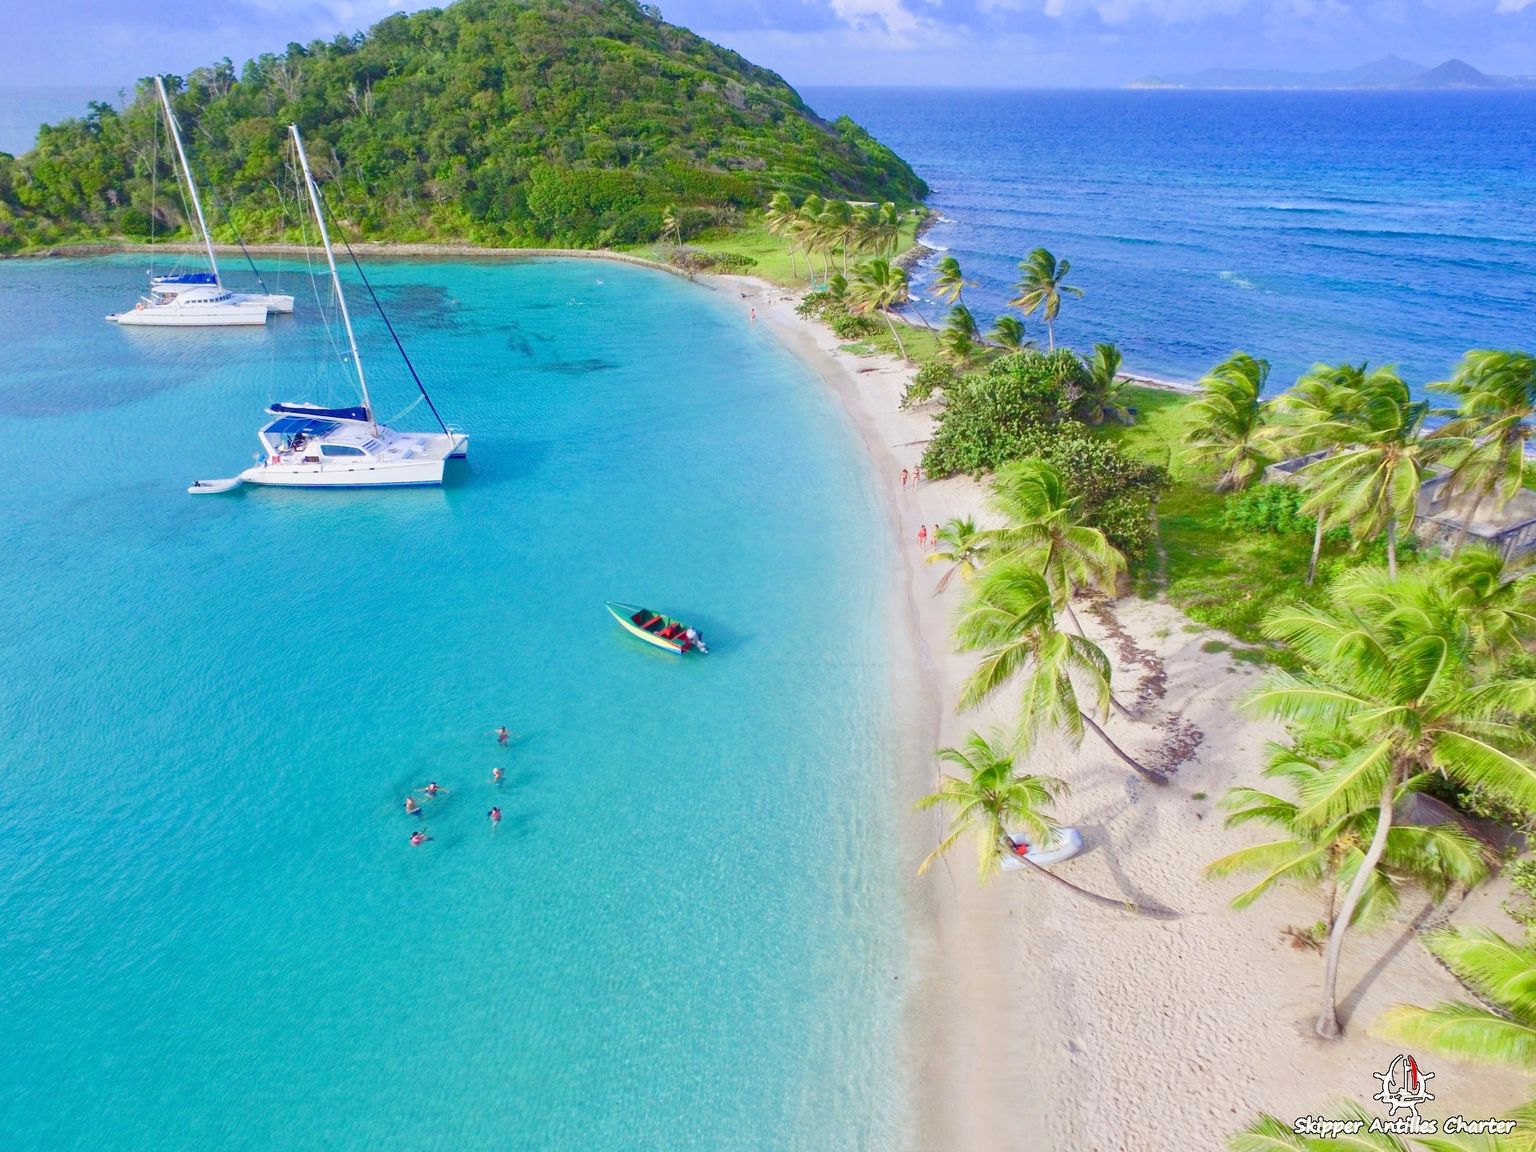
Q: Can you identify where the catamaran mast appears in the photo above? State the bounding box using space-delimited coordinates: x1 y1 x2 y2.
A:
154 76 222 288
289 124 376 433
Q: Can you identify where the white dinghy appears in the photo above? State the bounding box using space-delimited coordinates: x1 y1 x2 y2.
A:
187 477 244 495
1000 827 1084 871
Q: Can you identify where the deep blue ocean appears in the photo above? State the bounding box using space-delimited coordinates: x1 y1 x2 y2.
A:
0 256 906 1149
804 88 1536 390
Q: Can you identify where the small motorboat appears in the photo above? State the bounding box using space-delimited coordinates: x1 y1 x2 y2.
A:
187 477 244 495
1001 826 1084 871
606 601 708 654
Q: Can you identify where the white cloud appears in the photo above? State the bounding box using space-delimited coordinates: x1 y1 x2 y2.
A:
1496 0 1535 12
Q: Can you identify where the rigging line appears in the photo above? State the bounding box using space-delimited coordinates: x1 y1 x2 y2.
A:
148 109 158 280
316 183 451 437
291 145 346 374
206 185 272 296
384 393 425 425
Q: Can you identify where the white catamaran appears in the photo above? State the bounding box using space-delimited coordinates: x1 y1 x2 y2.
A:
109 77 291 327
191 124 467 492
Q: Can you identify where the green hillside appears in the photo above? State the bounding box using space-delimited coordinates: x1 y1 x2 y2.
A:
0 0 926 252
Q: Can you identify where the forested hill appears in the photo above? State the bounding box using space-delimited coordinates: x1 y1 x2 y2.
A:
0 0 926 252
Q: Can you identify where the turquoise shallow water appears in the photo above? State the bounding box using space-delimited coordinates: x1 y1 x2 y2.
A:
0 257 906 1150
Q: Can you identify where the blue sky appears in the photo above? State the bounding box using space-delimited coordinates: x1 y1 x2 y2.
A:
6 0 1535 88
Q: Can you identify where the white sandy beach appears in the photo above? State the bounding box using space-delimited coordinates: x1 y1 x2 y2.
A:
29 242 1528 1146
710 272 1529 1151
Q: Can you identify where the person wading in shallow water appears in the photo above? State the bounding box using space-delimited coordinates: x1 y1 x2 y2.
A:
404 796 421 816
496 726 510 747
493 765 504 785
410 830 431 847
488 807 502 832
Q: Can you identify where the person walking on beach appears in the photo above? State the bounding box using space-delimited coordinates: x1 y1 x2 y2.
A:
404 796 422 816
900 467 909 490
410 830 431 847
488 806 502 832
913 464 922 486
917 524 927 550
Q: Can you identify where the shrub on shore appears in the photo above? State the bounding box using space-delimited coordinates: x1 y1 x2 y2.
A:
922 350 1167 559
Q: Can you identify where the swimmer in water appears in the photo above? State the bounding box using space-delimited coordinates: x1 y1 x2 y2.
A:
488 806 502 832
404 796 422 816
496 726 510 746
418 782 448 798
410 830 431 847
493 765 504 785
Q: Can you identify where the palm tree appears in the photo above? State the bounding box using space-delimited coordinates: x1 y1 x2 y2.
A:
825 272 848 303
956 561 1166 785
989 314 1032 352
932 255 972 306
1230 1103 1496 1151
1378 927 1536 1072
820 199 855 273
1073 342 1128 425
1188 352 1272 493
1207 742 1490 932
792 194 826 283
1246 565 1536 1039
1433 349 1536 547
1440 546 1536 662
873 201 900 258
941 303 980 364
917 731 1143 908
1009 247 1082 352
764 191 799 279
659 203 682 247
926 516 992 593
1264 362 1380 585
916 730 1063 880
1297 368 1450 578
988 459 1126 627
851 258 912 361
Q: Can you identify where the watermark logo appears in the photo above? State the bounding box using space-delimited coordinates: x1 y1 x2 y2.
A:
1290 1055 1517 1141
1371 1054 1435 1119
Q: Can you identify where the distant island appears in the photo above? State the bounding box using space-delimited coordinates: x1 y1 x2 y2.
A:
0 0 926 254
1129 54 1536 90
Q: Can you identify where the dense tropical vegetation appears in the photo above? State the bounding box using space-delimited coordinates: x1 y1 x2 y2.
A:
0 0 925 252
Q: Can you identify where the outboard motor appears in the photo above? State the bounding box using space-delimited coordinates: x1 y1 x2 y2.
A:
686 627 708 655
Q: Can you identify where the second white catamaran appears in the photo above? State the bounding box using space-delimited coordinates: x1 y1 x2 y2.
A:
109 76 292 326
191 124 467 492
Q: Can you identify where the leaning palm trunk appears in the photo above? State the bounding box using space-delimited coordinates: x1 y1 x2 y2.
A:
995 835 1158 914
1307 510 1327 586
1061 600 1137 719
1081 713 1166 785
1452 488 1488 550
1315 769 1398 1039
1386 518 1398 580
880 309 909 361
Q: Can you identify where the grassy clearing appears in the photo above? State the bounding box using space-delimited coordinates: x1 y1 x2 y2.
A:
649 213 925 289
1100 384 1353 654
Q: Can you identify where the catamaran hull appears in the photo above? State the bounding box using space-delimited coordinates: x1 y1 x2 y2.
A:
108 305 268 327
242 293 294 313
239 458 447 487
150 282 294 314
